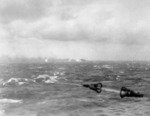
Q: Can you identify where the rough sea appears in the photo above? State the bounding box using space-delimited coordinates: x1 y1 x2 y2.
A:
0 61 150 116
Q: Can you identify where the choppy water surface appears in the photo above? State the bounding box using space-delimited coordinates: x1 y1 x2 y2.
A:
0 61 150 116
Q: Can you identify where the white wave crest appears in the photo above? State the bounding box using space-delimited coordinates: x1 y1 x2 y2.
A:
35 74 58 83
2 78 29 86
2 72 63 86
0 99 22 103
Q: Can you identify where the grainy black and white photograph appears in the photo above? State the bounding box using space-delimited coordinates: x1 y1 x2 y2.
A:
0 0 150 116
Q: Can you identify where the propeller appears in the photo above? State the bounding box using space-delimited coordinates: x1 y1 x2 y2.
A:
120 86 144 98
82 82 103 93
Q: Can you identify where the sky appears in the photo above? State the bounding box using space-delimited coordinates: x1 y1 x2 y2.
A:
0 0 150 61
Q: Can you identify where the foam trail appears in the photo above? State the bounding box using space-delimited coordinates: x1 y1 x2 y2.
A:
56 82 120 94
102 88 120 93
58 82 82 86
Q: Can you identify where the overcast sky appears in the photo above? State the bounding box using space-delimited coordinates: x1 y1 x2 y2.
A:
0 0 150 61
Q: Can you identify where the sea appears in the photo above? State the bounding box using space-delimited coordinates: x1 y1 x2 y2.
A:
0 61 150 116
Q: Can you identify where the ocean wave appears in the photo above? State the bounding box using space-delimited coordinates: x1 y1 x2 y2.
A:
102 65 113 69
2 78 29 86
1 73 64 86
35 74 58 83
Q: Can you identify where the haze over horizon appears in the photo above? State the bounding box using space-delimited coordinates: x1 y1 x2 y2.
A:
1 0 150 61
